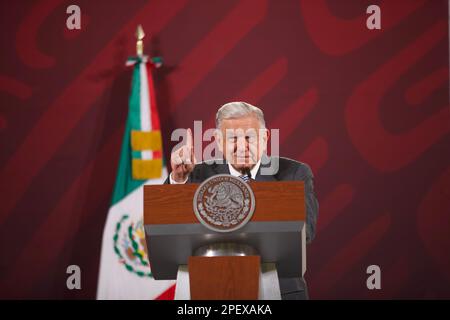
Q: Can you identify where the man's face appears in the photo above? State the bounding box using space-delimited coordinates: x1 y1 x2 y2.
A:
216 115 269 172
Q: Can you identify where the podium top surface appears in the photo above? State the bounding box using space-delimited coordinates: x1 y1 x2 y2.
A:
144 181 305 225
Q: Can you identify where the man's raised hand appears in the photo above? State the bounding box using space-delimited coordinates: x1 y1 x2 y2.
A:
170 128 195 183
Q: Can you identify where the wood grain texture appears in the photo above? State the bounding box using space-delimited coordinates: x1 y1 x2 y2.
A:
144 181 305 225
188 256 260 300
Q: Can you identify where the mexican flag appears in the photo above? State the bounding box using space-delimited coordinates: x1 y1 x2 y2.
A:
97 55 175 299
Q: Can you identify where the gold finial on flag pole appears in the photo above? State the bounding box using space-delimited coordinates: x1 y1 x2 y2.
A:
136 25 145 56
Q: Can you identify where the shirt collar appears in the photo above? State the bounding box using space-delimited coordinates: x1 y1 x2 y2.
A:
227 159 261 179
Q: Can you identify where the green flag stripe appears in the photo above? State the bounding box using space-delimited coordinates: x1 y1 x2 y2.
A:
110 61 146 205
129 63 143 132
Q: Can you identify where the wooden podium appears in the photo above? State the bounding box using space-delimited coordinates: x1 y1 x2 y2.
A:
143 181 306 300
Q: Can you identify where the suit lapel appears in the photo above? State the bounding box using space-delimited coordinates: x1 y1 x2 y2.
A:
211 160 230 175
255 173 276 181
210 156 276 181
255 154 277 182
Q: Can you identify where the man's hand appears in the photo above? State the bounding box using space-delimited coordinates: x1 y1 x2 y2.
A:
170 128 195 183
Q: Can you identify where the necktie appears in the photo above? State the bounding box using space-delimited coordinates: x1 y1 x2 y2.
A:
239 174 250 183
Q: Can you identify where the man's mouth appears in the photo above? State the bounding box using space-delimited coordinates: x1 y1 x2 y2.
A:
235 155 254 164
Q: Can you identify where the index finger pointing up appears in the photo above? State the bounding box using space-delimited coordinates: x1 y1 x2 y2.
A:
186 128 193 150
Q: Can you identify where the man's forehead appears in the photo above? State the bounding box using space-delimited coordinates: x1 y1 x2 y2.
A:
225 128 259 136
220 115 260 126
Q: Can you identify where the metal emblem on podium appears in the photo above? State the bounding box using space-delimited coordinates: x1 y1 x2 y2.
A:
193 174 255 232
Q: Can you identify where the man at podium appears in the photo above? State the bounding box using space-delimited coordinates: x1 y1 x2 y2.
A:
166 101 319 300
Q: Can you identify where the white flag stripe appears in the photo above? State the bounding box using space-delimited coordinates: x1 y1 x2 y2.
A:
139 62 153 160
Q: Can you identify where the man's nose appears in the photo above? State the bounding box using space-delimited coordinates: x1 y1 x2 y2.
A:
235 138 249 153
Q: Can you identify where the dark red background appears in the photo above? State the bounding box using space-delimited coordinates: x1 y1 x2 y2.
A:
0 0 449 299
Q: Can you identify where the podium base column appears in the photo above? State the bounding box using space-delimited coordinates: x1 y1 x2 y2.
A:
174 262 281 300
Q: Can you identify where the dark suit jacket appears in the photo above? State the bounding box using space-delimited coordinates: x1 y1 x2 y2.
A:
165 155 319 299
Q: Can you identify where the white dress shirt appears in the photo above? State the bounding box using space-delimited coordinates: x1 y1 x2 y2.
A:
227 160 261 180
169 159 261 184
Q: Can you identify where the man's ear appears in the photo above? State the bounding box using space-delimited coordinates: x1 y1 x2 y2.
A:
257 127 270 157
262 128 270 151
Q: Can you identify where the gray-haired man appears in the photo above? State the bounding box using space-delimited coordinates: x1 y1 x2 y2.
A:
167 101 319 300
